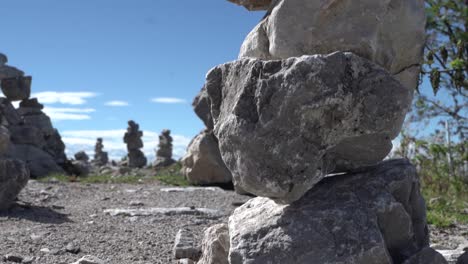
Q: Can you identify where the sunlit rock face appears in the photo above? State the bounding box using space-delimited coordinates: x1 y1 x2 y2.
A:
204 52 412 203
227 159 429 264
239 0 426 91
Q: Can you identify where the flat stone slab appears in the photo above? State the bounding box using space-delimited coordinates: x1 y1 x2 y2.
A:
161 187 224 193
103 207 224 218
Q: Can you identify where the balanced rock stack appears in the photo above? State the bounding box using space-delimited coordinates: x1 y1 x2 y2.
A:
195 1 448 263
181 89 233 186
93 138 109 167
0 53 66 178
123 120 147 168
153 129 175 168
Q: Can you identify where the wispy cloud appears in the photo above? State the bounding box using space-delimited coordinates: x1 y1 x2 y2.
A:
43 107 95 121
32 91 97 105
151 97 186 104
105 100 129 107
61 129 191 162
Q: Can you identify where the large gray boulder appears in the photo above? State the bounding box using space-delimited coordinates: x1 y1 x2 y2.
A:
0 126 10 154
1 76 31 101
182 130 232 185
0 159 29 211
402 247 447 264
205 52 412 202
239 0 426 91
11 144 64 178
0 53 24 81
193 88 214 130
225 159 429 264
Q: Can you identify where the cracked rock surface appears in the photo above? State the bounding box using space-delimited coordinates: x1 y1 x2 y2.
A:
205 52 412 202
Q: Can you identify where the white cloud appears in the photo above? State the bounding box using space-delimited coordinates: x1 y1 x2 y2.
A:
105 100 129 107
151 97 186 104
43 107 95 121
32 91 97 105
61 129 191 162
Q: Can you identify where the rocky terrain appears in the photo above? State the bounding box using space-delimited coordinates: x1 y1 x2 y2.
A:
0 179 250 264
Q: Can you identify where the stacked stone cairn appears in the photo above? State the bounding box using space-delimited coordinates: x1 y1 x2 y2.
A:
0 53 67 179
153 129 175 168
93 138 109 167
181 88 233 187
123 120 147 168
193 1 449 263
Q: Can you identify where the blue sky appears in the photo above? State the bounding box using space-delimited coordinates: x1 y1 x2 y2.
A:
1 0 264 160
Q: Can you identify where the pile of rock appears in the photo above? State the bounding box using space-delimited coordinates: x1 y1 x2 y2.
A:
123 120 147 168
181 89 233 187
187 1 447 263
153 129 175 168
93 138 109 167
0 53 66 178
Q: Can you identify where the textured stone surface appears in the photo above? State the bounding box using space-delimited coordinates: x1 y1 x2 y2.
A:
182 130 232 185
22 113 55 136
0 159 29 211
193 88 213 130
0 126 11 154
93 138 109 166
154 129 175 168
227 0 272 10
227 159 429 264
9 125 45 147
173 229 201 260
11 144 64 178
205 52 412 202
402 247 448 264
0 98 21 126
197 223 230 264
124 120 147 168
74 151 89 162
239 0 426 91
458 251 468 264
1 76 31 101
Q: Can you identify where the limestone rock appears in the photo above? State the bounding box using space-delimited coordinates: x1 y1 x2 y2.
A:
0 126 11 154
173 229 201 260
74 151 89 162
0 54 24 80
197 223 229 264
227 0 272 11
205 52 412 202
239 0 426 91
93 138 109 166
1 76 31 101
22 113 55 136
182 130 232 185
43 129 67 165
124 120 147 168
11 144 64 178
154 129 175 168
9 125 45 147
70 160 91 177
193 87 213 130
402 247 448 264
0 98 21 126
70 255 105 264
0 159 29 211
17 98 44 116
227 159 429 264
128 150 147 168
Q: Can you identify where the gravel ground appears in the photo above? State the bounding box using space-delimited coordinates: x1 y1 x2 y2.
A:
0 180 250 264
0 180 466 263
